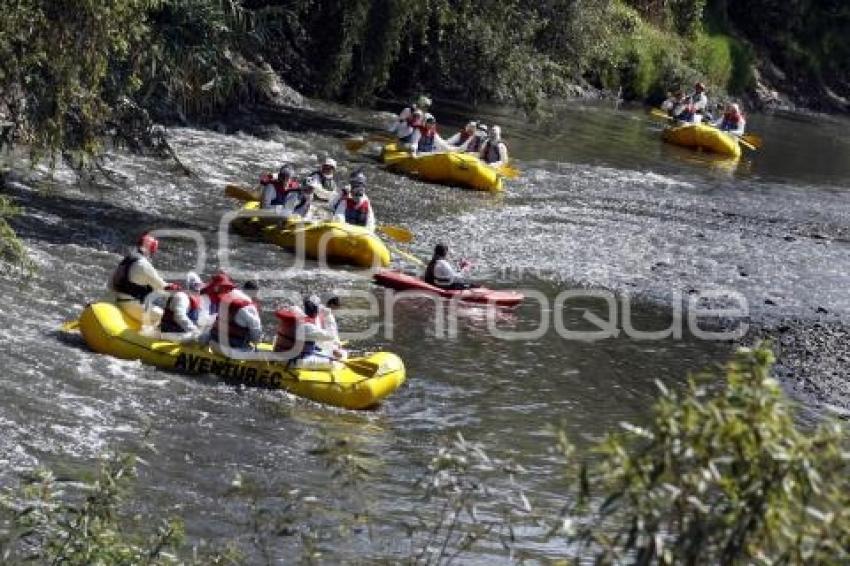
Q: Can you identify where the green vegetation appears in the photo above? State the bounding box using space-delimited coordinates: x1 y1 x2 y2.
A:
0 194 32 274
4 347 850 562
0 452 186 564
0 0 845 268
2 0 846 165
561 346 850 563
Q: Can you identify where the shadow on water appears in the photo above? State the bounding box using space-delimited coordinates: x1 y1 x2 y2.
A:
201 102 378 140
3 177 206 251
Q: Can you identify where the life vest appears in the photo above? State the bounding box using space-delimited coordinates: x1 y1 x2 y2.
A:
210 294 255 348
344 197 370 226
423 258 438 285
159 293 201 333
273 309 320 358
405 112 421 128
309 171 337 192
271 178 300 205
458 130 472 144
417 126 437 152
481 141 503 164
466 135 483 153
398 112 422 143
110 251 152 302
720 111 744 131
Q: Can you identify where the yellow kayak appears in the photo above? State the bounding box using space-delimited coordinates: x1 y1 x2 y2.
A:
381 143 503 192
662 123 742 158
232 202 390 268
78 302 406 410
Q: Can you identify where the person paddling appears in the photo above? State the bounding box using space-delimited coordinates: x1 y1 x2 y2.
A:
390 108 424 145
202 272 262 353
279 175 320 221
260 163 299 209
714 102 746 136
461 122 488 154
159 272 204 341
422 243 473 290
479 125 509 168
674 82 709 123
273 295 344 366
109 233 167 324
306 156 339 195
446 121 477 148
331 170 376 232
409 114 451 156
389 95 431 140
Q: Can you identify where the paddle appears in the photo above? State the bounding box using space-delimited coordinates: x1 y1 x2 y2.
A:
496 163 520 179
225 183 259 201
740 132 763 149
345 132 396 152
306 352 380 376
60 319 80 332
377 225 413 244
649 108 760 151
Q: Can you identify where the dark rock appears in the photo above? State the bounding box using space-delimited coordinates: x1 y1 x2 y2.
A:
816 306 829 314
764 298 776 305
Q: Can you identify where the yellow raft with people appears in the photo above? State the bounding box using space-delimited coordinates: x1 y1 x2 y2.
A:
77 302 406 409
232 202 391 268
380 143 503 192
661 123 742 159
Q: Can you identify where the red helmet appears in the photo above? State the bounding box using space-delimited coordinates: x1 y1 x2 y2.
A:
138 233 159 256
201 271 236 295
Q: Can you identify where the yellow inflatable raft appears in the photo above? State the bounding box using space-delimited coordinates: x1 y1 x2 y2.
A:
381 143 503 192
232 202 390 268
78 302 406 410
662 123 742 159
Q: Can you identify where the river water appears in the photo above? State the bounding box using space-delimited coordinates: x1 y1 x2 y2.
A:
1 99 849 562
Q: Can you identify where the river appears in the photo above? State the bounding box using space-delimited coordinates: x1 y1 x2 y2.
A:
1 99 849 562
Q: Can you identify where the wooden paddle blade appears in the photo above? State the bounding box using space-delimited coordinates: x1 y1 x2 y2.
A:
342 358 380 375
741 133 762 149
497 164 520 179
378 225 413 243
737 137 757 151
225 184 259 202
60 319 80 332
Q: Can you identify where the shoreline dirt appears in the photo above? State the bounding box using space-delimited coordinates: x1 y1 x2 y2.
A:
743 318 850 418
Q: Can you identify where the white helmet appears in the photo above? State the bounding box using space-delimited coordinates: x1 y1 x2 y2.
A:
185 271 203 292
322 157 337 169
304 176 322 192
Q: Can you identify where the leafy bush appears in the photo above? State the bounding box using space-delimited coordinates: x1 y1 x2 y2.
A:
691 32 734 90
0 194 33 275
560 346 850 563
0 452 185 564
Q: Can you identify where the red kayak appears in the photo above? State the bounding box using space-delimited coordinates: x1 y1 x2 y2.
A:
372 270 524 307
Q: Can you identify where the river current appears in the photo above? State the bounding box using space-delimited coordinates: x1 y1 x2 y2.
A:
1 99 849 561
